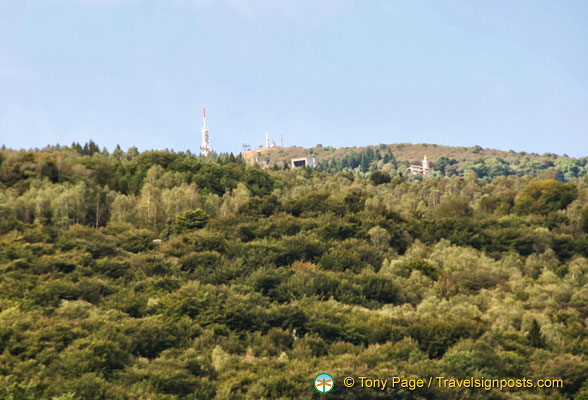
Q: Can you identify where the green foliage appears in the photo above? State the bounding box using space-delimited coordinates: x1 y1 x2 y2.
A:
344 189 367 213
479 190 516 215
515 179 578 215
370 170 391 185
581 206 588 234
1 144 587 399
243 168 274 196
175 208 210 232
117 228 155 253
238 195 280 217
436 196 473 218
528 318 545 348
284 191 344 217
320 246 362 273
410 319 485 359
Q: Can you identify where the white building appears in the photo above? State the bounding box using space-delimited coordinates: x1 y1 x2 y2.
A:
291 157 315 168
408 155 430 177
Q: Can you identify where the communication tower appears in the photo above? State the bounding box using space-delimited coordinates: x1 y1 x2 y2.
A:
200 107 211 157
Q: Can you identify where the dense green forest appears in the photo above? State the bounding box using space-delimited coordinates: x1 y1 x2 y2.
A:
1 143 588 399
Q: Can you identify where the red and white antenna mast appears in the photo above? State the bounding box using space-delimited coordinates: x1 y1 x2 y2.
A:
200 107 211 156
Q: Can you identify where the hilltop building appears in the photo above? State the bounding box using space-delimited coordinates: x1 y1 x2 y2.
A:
241 132 282 167
239 132 315 169
200 107 211 156
291 157 315 168
408 155 430 177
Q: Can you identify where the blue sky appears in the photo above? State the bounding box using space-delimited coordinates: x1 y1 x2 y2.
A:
1 0 587 157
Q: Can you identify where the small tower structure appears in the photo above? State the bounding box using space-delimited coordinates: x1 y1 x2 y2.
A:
408 154 430 178
422 155 429 176
200 107 211 157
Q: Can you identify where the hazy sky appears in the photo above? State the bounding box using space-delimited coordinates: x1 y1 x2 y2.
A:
1 0 587 157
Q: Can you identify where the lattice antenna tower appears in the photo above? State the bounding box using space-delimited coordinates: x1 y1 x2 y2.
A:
200 107 211 156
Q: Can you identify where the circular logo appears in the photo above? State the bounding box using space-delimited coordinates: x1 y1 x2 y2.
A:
314 373 334 393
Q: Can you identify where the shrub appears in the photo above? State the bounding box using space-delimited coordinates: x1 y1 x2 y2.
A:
175 209 210 232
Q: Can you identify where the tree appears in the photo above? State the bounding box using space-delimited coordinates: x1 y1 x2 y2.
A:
112 145 124 159
368 226 390 250
528 318 545 348
125 146 139 160
580 206 588 234
50 182 88 228
82 140 101 156
370 170 391 185
162 184 200 221
244 168 274 197
485 157 511 179
175 208 210 232
137 183 163 230
360 154 370 172
555 157 581 181
344 190 366 213
514 180 577 215
433 156 457 175
109 193 136 224
436 196 473 219
238 195 281 217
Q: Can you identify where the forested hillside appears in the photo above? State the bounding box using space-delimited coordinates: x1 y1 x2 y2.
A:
248 143 588 182
1 143 588 399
